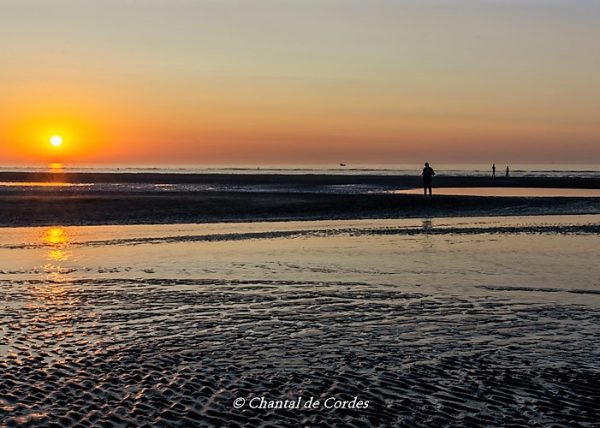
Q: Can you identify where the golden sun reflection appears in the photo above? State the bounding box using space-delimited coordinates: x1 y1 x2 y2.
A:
48 249 70 262
42 228 73 278
49 162 64 173
43 228 70 246
0 182 74 187
23 227 80 322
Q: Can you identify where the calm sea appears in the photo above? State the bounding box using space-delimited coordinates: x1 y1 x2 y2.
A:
0 163 599 178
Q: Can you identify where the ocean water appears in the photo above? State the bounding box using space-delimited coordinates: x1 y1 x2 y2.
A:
1 215 599 425
1 163 599 178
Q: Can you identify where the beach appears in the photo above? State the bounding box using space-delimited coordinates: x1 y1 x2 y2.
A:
1 215 599 426
0 171 599 426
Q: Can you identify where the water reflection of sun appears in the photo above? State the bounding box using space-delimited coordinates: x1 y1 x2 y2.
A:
42 227 72 280
23 227 81 338
49 162 64 173
43 227 70 246
48 249 70 261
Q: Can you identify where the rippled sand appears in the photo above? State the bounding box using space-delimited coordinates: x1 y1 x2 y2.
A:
1 216 599 426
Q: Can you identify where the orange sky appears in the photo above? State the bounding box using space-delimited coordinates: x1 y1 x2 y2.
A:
1 1 599 165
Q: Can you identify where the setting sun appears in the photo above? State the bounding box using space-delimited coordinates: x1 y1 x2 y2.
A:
50 136 63 147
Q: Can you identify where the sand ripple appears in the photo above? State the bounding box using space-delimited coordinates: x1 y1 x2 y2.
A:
1 278 599 426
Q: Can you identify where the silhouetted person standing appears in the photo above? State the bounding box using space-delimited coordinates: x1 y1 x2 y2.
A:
492 163 496 178
422 162 435 197
506 166 510 177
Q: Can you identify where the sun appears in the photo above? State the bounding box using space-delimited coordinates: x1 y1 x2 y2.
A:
50 135 63 147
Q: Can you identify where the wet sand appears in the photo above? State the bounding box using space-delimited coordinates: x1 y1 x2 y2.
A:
396 187 600 197
1 216 599 426
0 173 599 227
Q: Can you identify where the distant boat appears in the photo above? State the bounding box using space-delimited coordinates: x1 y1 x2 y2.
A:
339 163 346 167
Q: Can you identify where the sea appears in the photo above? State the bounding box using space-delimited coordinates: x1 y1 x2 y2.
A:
0 163 599 177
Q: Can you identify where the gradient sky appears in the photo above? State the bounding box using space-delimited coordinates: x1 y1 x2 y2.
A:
1 0 599 165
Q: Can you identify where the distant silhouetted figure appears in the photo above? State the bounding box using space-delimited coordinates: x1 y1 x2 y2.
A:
422 162 435 197
492 164 496 178
506 166 510 177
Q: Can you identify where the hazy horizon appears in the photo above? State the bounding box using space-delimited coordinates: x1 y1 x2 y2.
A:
1 161 599 172
1 0 599 165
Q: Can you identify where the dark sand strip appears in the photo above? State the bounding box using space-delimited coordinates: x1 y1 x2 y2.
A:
0 174 599 227
0 191 598 227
